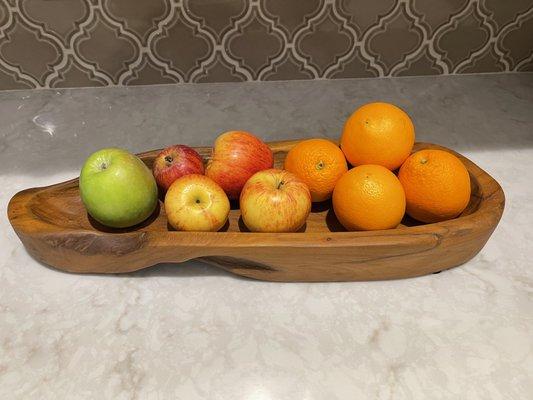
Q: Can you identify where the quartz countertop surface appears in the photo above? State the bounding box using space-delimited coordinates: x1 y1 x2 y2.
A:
1 73 532 399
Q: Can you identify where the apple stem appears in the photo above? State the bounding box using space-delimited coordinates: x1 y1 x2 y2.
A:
100 162 107 170
277 180 285 190
165 155 173 164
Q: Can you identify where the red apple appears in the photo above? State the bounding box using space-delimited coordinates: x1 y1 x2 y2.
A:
152 145 204 191
205 131 274 199
165 174 230 232
240 169 311 233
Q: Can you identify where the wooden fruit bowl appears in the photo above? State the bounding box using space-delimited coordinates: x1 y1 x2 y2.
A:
7 140 504 282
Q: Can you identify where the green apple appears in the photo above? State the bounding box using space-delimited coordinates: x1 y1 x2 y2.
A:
79 148 158 228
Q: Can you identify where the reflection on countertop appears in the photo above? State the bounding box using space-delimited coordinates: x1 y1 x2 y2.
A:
1 73 532 399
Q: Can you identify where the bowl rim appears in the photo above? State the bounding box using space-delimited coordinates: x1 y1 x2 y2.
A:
8 141 505 249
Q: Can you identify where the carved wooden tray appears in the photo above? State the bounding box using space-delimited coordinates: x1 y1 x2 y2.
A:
7 140 504 282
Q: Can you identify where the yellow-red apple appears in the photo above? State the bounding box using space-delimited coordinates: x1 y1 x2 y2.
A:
206 131 273 199
153 144 204 191
240 169 311 233
165 174 230 232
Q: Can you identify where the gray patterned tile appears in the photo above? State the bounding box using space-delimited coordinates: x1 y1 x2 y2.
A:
0 0 530 89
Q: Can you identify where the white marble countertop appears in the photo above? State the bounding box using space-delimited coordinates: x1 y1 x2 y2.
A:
1 73 532 399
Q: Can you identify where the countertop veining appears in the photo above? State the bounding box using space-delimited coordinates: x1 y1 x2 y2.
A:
1 73 532 399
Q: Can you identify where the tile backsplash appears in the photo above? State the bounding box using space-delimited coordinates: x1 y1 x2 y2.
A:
0 0 531 90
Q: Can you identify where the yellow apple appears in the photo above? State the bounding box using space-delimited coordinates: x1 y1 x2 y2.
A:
240 169 311 233
165 174 230 232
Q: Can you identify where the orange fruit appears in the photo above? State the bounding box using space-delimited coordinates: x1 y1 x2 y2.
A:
284 138 348 202
340 102 415 170
332 165 406 231
398 149 471 223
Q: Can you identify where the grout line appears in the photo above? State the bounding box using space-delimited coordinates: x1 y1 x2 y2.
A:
0 71 530 95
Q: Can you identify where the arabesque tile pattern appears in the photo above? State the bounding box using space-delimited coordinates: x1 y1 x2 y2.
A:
0 0 531 89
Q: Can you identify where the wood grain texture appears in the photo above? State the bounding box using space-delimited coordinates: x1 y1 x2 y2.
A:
7 141 505 282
